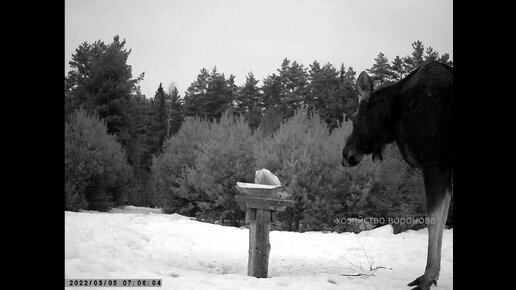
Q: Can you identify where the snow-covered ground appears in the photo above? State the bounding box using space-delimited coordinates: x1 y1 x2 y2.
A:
65 206 452 289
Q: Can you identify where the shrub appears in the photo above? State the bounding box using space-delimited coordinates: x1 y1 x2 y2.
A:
151 116 211 214
152 112 255 225
253 107 378 231
186 112 256 225
65 108 132 211
362 144 426 233
256 107 284 138
151 106 433 234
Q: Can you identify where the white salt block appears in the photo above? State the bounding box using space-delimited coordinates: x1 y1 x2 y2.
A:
254 169 281 186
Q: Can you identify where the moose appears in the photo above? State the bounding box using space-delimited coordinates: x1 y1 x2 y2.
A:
342 61 452 290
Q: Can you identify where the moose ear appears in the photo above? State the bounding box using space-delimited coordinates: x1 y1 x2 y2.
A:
356 71 373 103
372 150 383 163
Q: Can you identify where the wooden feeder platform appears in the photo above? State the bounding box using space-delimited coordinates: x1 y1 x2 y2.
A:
235 182 295 278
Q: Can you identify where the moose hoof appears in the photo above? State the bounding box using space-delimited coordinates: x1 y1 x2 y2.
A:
407 274 438 290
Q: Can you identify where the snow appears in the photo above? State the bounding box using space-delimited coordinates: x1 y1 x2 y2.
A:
237 182 281 189
65 206 453 289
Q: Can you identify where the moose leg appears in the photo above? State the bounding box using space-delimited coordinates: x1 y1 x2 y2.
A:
408 167 449 290
435 183 452 281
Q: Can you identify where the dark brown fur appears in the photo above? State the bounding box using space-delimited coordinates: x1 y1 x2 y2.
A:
342 61 453 290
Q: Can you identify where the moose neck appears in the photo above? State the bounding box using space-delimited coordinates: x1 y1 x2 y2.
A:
368 83 400 146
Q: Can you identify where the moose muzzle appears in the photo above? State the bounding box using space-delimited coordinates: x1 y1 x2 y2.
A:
342 147 363 167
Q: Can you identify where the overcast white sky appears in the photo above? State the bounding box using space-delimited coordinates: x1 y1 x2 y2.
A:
65 0 453 99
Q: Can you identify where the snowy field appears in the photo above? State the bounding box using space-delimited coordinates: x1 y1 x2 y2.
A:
65 206 453 289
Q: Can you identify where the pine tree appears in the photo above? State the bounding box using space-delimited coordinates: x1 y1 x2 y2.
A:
366 52 395 88
128 91 151 174
391 55 405 81
402 55 414 75
67 36 143 137
261 73 282 110
345 66 357 83
65 108 132 211
438 53 453 66
189 112 255 225
183 67 233 121
65 35 145 172
65 40 108 114
402 40 425 73
424 46 440 62
410 40 425 68
151 116 212 214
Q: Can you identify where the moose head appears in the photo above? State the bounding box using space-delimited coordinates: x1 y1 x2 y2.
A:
342 71 395 167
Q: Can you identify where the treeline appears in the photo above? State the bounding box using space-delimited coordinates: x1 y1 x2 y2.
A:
64 36 452 232
157 108 438 233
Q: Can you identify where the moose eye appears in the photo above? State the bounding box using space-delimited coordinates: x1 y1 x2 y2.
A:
350 111 358 122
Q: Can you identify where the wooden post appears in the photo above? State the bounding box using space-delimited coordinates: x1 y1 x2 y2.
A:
248 209 271 278
234 187 295 279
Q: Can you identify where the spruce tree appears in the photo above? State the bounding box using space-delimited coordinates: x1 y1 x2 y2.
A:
152 83 168 153
205 67 233 121
277 58 309 118
337 71 358 123
339 63 347 84
237 72 262 130
168 86 183 136
183 68 210 118
308 61 341 128
227 74 239 111
307 60 322 114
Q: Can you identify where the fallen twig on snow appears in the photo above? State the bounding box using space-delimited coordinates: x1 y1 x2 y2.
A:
340 266 389 277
